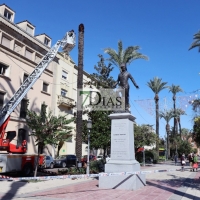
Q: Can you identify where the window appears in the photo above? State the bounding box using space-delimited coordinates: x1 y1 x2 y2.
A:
14 43 22 53
44 38 50 46
43 82 49 92
17 129 26 146
61 89 67 97
25 49 33 60
1 36 11 48
20 99 28 118
4 9 12 21
35 55 41 63
0 92 5 109
23 73 29 82
0 63 8 75
62 70 68 80
26 25 33 35
46 156 50 160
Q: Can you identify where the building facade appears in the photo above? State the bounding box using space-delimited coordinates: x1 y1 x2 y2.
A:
0 4 55 154
0 4 92 158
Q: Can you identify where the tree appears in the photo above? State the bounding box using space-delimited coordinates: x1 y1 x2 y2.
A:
168 84 183 135
92 54 115 88
193 117 200 147
82 111 111 157
159 109 175 158
191 98 200 114
104 40 148 71
174 108 186 138
134 124 158 150
82 55 115 157
189 31 200 51
170 131 192 157
76 24 84 162
26 109 74 177
147 77 168 152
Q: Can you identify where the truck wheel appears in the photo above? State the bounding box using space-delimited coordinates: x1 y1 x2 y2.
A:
62 162 66 168
22 163 33 176
50 163 54 169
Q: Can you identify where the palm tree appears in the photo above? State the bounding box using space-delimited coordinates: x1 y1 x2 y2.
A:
191 98 200 113
147 77 168 152
189 31 200 51
159 109 175 158
168 84 183 135
104 40 148 71
76 24 84 162
174 108 186 138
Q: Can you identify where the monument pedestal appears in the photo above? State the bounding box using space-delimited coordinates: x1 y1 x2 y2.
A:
99 113 146 191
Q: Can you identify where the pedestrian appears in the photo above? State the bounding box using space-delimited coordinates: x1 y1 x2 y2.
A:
174 154 178 166
106 155 110 163
192 153 198 172
188 153 193 171
180 153 186 172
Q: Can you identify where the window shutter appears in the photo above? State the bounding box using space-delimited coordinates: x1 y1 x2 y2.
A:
25 49 32 60
2 37 10 48
62 70 68 79
14 43 22 53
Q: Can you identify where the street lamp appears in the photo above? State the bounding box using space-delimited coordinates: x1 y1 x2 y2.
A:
86 119 92 175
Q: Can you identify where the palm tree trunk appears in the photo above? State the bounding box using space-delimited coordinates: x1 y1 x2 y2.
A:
76 24 84 162
178 117 182 138
167 131 170 158
155 97 159 153
173 99 176 135
166 124 170 159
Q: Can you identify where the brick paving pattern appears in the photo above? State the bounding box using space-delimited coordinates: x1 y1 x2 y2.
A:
19 178 185 200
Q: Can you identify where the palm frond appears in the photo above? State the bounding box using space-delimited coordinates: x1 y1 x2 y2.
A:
168 84 183 95
159 110 175 123
147 77 168 94
104 41 148 71
118 40 123 65
189 31 200 51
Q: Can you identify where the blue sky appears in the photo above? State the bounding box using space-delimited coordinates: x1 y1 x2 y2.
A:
3 0 200 138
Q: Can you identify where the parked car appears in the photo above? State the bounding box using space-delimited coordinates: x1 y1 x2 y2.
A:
81 155 96 163
45 155 54 169
54 154 77 168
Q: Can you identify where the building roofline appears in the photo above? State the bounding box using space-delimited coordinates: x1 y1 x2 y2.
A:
0 14 50 50
0 4 15 13
16 20 35 27
35 33 52 39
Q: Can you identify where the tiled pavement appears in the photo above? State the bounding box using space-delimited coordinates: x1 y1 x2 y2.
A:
1 164 200 200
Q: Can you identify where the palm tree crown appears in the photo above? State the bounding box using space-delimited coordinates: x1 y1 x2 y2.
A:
147 77 168 152
147 77 168 96
159 110 175 124
168 84 183 100
189 31 200 51
104 40 148 71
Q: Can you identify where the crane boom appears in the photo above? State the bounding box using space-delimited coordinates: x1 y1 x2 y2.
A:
0 31 75 127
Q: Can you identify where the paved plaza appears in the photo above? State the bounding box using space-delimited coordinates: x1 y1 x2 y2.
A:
0 162 200 200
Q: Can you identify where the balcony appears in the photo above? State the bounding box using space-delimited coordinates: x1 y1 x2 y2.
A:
57 95 76 108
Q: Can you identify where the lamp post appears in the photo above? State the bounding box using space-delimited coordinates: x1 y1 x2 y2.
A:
143 147 145 166
86 119 92 175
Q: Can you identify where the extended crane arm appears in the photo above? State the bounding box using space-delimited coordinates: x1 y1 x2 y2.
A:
0 30 75 153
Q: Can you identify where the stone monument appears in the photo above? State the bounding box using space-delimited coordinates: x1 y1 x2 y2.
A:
99 64 146 190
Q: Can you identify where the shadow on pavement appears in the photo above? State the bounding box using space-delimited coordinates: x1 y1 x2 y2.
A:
147 175 200 199
1 181 27 200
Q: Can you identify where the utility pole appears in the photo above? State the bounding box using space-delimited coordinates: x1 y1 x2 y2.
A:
76 24 84 162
